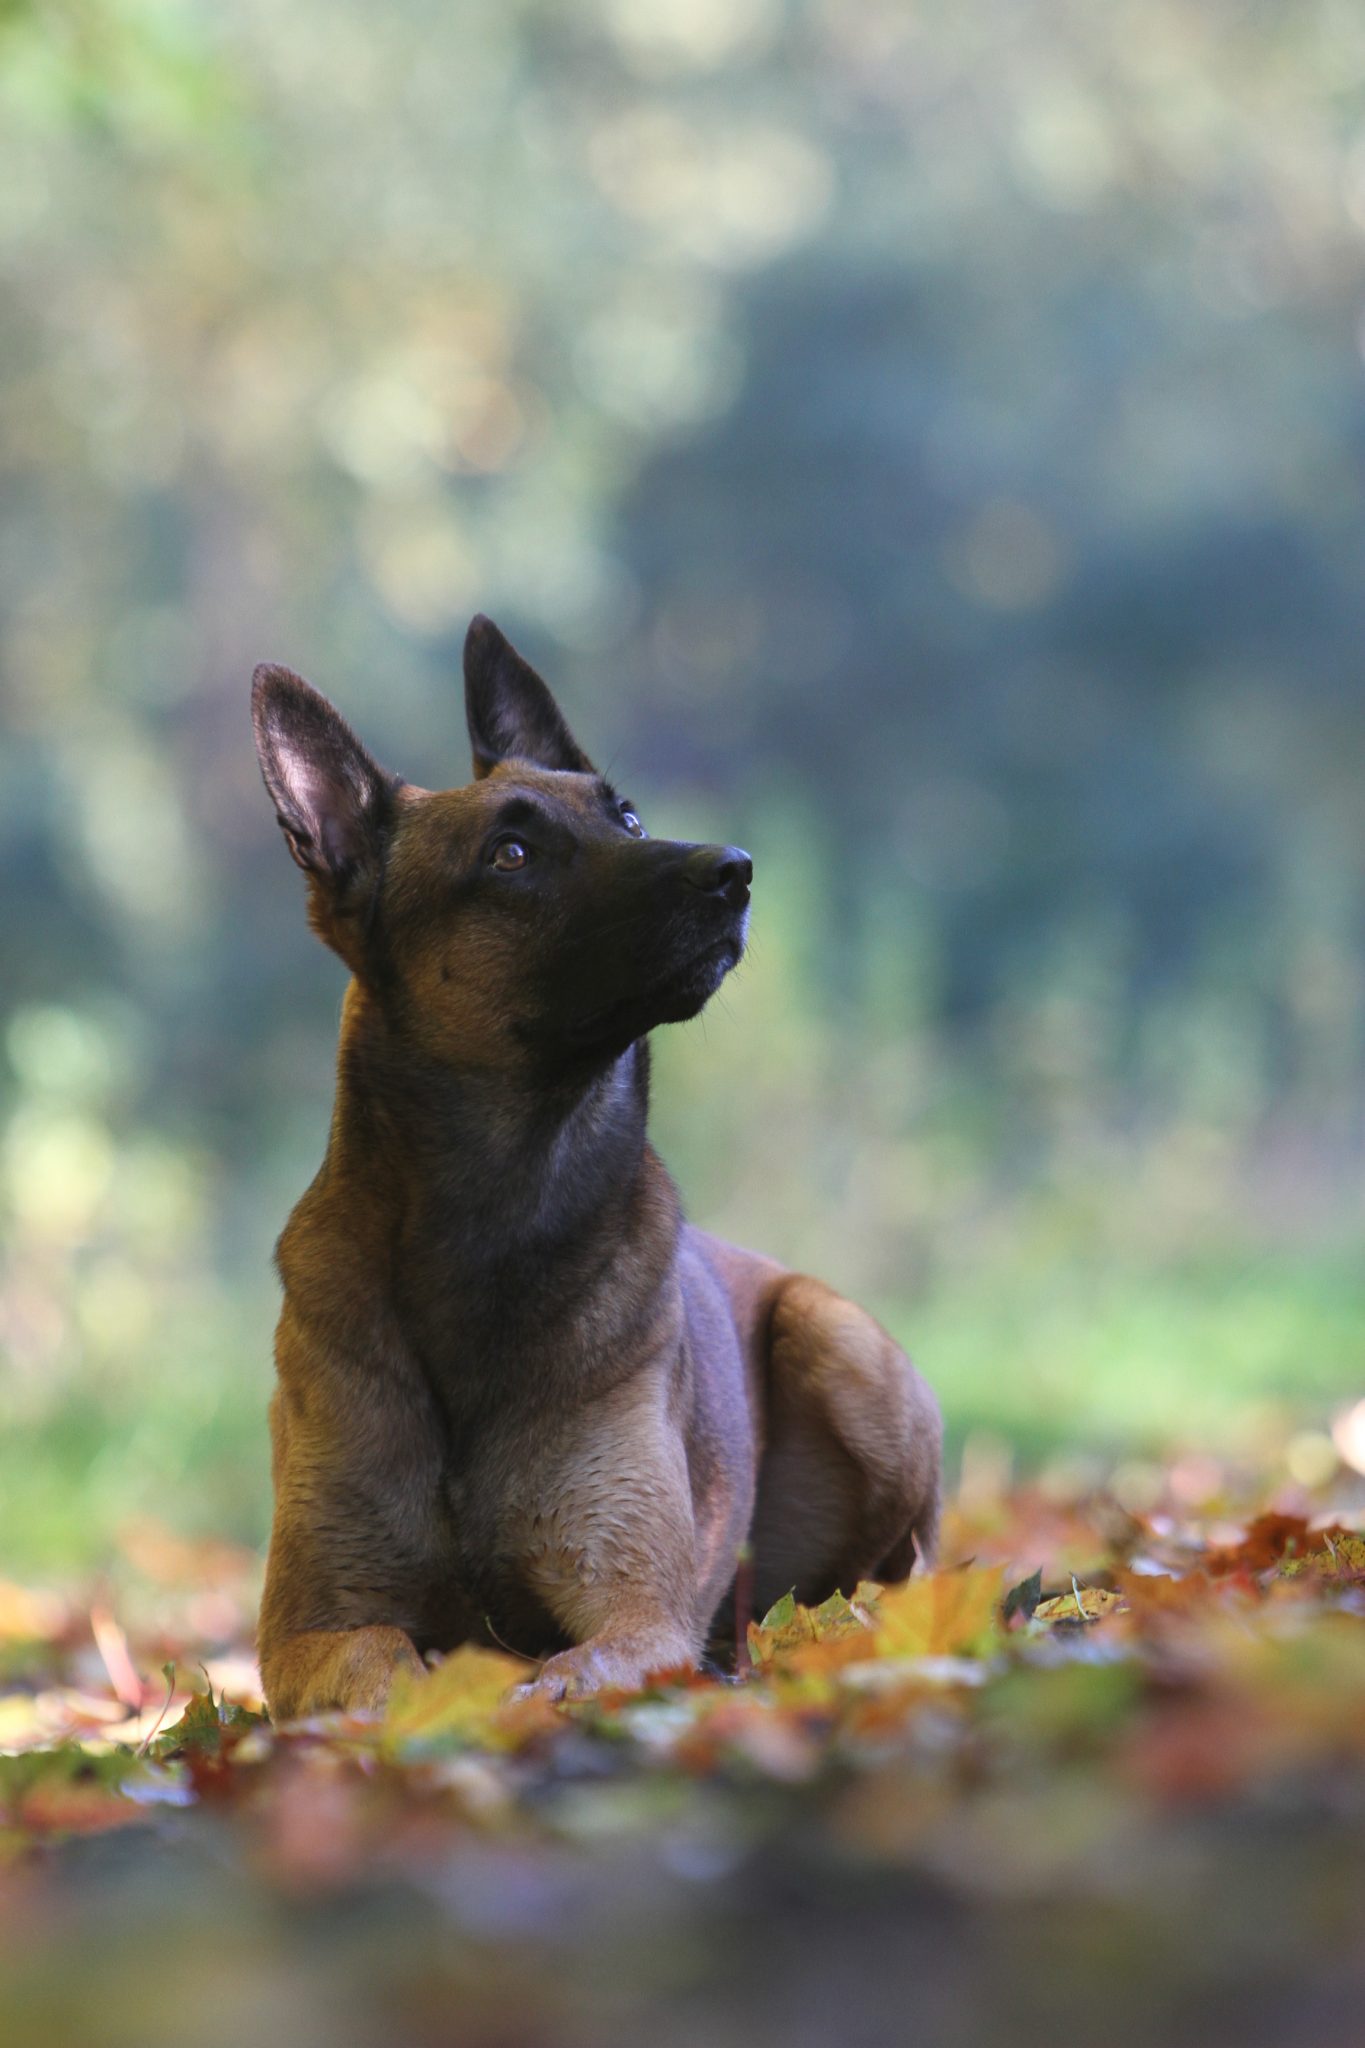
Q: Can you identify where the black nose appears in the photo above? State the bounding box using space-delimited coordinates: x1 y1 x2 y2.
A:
683 844 753 910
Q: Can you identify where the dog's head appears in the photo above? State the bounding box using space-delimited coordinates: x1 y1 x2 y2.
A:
251 616 750 1069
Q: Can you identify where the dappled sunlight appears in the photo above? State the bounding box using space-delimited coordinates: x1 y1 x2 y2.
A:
1 1 1363 2037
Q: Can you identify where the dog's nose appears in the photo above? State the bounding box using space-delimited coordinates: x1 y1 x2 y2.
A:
683 844 753 910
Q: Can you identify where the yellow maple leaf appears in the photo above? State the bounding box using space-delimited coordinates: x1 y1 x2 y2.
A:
382 1645 533 1749
871 1567 1004 1659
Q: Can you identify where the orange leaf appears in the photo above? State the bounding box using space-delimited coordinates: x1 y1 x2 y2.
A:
1112 1568 1219 1623
1205 1513 1311 1577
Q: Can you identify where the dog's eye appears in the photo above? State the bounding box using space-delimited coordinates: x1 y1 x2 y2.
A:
490 838 530 872
620 809 646 838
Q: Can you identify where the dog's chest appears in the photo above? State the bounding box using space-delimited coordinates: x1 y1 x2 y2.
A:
434 1438 577 1659
426 1361 684 1657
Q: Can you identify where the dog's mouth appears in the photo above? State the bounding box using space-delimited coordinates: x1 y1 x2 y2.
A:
656 932 744 1008
565 932 744 1050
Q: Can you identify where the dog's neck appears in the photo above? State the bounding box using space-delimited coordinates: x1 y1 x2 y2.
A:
326 980 659 1275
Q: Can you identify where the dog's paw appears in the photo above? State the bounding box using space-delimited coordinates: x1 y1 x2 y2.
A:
509 1636 693 1704
510 1645 615 1704
264 1624 426 1721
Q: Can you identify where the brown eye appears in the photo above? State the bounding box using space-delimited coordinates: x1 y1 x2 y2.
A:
621 809 645 838
490 838 529 871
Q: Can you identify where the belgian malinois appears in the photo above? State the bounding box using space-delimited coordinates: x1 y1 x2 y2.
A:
251 616 942 1717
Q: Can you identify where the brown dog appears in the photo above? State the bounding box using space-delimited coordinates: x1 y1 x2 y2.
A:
250 616 942 1717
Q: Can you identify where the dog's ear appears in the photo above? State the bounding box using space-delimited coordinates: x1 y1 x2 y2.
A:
252 664 398 958
463 614 594 779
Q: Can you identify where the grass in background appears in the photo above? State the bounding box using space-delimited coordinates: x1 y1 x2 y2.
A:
4 1243 1361 1579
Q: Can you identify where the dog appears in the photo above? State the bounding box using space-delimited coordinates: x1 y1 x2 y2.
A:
250 615 942 1717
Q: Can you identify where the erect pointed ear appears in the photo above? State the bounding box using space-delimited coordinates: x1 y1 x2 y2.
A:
463 614 594 779
251 663 397 898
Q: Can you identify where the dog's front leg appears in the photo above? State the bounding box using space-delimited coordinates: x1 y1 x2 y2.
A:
258 1429 437 1721
515 1516 703 1702
511 1403 706 1701
514 1599 700 1703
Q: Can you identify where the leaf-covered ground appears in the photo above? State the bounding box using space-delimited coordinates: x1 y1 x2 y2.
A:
4 1443 1365 2048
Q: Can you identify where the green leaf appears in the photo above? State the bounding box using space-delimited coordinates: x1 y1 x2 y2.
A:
758 1591 797 1632
148 1685 264 1759
1003 1570 1043 1624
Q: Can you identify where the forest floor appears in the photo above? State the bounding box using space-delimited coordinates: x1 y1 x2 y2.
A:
3 1445 1365 2048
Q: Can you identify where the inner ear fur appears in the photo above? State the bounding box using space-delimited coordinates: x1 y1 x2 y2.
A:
251 662 400 963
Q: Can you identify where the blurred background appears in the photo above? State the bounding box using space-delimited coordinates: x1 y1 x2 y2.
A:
2 0 1363 1574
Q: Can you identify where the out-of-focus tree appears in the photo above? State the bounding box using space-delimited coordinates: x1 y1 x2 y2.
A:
1 0 1363 1561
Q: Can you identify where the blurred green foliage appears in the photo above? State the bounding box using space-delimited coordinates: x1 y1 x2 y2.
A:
1 0 1363 1569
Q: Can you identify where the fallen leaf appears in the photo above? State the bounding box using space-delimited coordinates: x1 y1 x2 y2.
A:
871 1567 1004 1659
1205 1513 1312 1577
1277 1530 1365 1581
382 1645 533 1751
149 1678 265 1760
1033 1585 1128 1627
0 1749 153 1840
747 1584 879 1668
1002 1569 1043 1624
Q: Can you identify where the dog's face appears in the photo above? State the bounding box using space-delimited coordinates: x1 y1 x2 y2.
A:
252 616 751 1070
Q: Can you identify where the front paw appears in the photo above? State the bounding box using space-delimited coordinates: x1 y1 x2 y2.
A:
511 1645 612 1703
265 1625 426 1720
512 1637 693 1704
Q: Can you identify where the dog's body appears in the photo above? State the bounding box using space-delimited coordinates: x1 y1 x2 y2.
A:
252 617 941 1717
